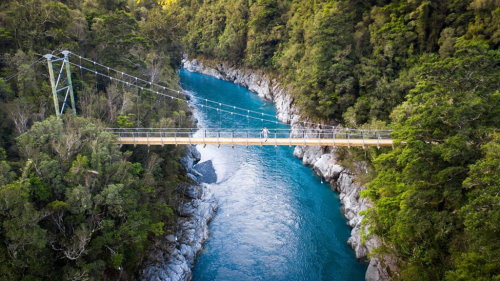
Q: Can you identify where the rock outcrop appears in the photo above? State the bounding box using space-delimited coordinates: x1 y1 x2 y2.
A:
183 58 395 280
140 146 217 281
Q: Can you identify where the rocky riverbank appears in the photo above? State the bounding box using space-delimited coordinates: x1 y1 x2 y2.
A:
182 57 395 281
140 146 217 281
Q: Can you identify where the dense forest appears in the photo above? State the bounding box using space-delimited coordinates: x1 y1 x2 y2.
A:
0 0 499 280
0 0 192 280
160 0 499 280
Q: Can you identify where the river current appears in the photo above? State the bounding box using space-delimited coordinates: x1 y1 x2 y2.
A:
179 69 367 281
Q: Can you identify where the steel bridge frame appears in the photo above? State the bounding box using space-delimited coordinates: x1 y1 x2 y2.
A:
44 51 76 116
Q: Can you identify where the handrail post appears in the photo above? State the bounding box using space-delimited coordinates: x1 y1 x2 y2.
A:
118 131 123 148
231 131 234 149
260 129 263 148
377 131 380 149
175 131 177 146
161 131 164 146
362 131 365 149
217 131 220 148
347 129 351 148
333 128 336 147
274 130 277 148
303 129 306 146
147 131 150 147
391 132 394 149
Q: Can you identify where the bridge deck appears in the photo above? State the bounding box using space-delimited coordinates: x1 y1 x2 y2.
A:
117 137 393 147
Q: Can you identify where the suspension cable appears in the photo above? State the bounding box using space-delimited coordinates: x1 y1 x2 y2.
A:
67 60 285 125
65 51 337 129
3 57 45 82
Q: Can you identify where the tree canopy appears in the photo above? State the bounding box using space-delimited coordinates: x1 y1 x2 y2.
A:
0 0 192 279
161 1 499 280
0 0 498 280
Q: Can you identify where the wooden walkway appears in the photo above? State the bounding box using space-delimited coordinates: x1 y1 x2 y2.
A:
116 137 393 147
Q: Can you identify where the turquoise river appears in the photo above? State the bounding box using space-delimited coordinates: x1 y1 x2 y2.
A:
179 69 367 281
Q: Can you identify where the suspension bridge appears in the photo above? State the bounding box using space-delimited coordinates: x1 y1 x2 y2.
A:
108 128 393 148
39 51 393 148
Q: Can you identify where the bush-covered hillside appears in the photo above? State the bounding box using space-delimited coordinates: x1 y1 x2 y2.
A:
158 0 499 280
0 0 191 279
1 0 498 280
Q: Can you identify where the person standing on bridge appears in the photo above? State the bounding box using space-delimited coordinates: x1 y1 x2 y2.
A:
261 127 270 142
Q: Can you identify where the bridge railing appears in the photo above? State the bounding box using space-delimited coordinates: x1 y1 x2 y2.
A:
105 128 393 140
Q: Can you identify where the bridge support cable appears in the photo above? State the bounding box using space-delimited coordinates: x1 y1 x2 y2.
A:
63 50 346 129
59 51 351 129
3 57 45 82
66 52 278 119
66 58 287 126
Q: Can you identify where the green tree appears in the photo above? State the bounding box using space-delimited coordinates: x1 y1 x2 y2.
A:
445 135 500 281
363 40 499 280
0 115 176 280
